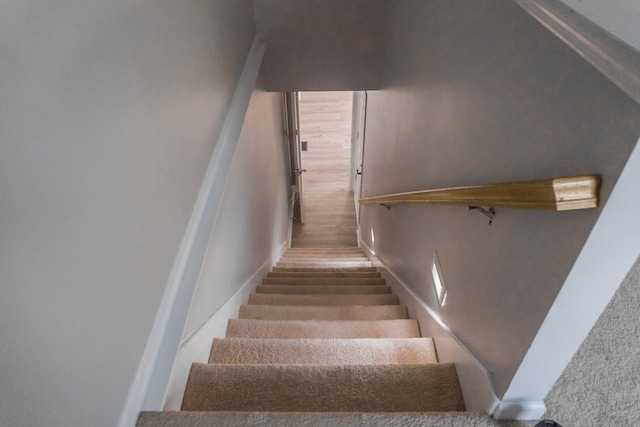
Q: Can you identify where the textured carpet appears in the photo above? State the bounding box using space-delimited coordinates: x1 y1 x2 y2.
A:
543 255 640 426
137 411 538 427
256 284 391 295
226 319 420 339
238 304 408 320
141 249 477 426
208 338 438 364
181 363 465 412
262 276 386 285
267 270 381 278
248 293 399 306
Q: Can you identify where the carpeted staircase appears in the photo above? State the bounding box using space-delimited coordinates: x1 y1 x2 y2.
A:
137 247 467 426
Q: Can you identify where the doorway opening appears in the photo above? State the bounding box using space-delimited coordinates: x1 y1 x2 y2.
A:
290 91 363 248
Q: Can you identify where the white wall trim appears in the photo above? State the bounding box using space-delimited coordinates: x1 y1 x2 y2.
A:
360 241 499 415
498 136 640 417
117 36 266 427
513 0 640 105
162 240 287 410
493 400 547 420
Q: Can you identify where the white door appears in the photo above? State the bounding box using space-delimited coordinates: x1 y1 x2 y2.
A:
285 92 306 223
353 91 367 221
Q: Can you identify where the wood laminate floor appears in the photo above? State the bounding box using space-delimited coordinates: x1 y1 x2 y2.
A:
291 91 358 248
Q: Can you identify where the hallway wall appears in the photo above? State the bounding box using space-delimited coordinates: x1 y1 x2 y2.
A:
0 2 256 426
254 0 388 91
183 77 290 339
359 0 640 397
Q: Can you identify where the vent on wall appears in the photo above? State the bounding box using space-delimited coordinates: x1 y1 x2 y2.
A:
431 253 447 307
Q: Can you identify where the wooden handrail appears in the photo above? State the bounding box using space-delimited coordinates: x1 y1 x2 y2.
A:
359 175 601 211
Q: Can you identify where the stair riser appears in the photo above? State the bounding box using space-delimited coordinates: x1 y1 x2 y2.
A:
262 277 386 286
226 319 420 339
267 271 380 278
139 412 510 426
208 338 437 364
279 257 370 263
283 253 366 259
277 261 373 268
248 294 399 306
272 266 377 273
238 305 408 320
182 363 466 412
256 285 391 295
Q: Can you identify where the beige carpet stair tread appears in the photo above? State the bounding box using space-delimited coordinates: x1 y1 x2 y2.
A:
262 277 386 285
280 258 370 263
282 253 367 259
239 304 408 320
267 271 380 278
280 254 371 262
272 266 377 273
181 363 465 412
256 284 391 295
276 260 373 268
286 247 364 252
208 338 437 364
248 293 399 306
226 319 420 338
138 411 507 427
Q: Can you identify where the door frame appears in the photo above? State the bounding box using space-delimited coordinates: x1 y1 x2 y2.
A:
284 92 305 224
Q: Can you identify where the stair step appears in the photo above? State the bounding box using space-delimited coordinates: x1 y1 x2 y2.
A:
226 319 420 339
279 257 370 263
248 293 399 306
239 304 408 320
208 338 437 364
255 285 391 295
286 248 364 253
281 257 369 262
262 277 386 285
272 266 377 273
267 271 380 278
181 363 465 412
277 260 373 268
283 253 367 259
138 411 501 427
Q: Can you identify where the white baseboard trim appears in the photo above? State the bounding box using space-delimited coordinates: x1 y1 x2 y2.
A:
493 400 547 420
162 241 287 410
117 36 266 427
359 241 499 415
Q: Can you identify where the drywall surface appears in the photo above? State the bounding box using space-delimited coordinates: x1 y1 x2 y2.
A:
359 0 640 398
558 0 640 52
183 79 290 339
254 0 388 91
0 2 255 426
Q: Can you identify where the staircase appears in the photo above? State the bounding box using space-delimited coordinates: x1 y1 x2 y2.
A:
137 247 467 426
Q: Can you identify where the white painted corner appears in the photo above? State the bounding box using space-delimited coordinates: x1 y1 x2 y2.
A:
493 400 547 420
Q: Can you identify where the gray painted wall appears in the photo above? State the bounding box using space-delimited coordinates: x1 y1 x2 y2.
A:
0 2 255 426
358 0 640 397
184 77 290 339
254 0 388 92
